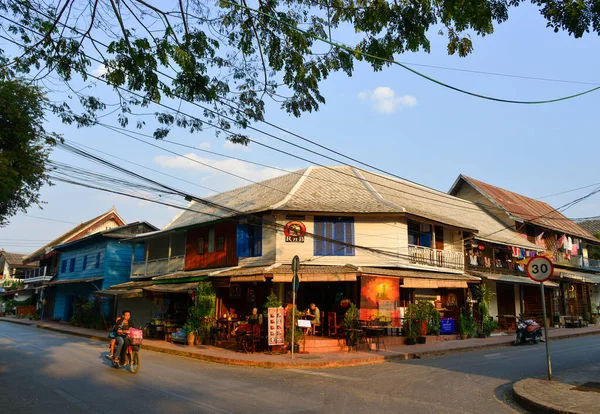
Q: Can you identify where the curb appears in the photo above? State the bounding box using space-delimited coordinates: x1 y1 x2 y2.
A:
513 379 580 414
4 319 600 369
36 324 110 343
0 318 35 327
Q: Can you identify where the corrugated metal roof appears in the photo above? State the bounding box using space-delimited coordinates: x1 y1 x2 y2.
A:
25 208 126 262
162 165 540 250
576 219 600 237
468 271 559 287
458 176 597 242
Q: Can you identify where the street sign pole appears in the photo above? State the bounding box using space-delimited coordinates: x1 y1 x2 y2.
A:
540 281 553 381
526 256 554 381
291 255 300 360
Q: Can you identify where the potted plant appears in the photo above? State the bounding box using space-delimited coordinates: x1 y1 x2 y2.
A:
482 317 498 337
458 308 474 340
285 307 303 353
475 284 496 338
182 323 195 345
404 303 421 345
195 281 217 345
343 303 361 347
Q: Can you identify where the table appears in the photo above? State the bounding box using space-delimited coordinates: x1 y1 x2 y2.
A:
217 319 238 338
301 313 316 335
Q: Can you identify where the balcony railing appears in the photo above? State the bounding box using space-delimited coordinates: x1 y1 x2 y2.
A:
408 245 464 270
466 259 527 275
555 255 600 271
23 266 57 280
131 256 185 277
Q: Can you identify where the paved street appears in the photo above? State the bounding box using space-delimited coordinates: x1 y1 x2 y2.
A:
2 323 600 413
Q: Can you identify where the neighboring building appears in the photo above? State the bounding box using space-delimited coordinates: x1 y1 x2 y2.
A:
45 222 157 322
0 250 38 303
450 175 600 323
18 208 127 316
575 218 600 310
107 166 541 332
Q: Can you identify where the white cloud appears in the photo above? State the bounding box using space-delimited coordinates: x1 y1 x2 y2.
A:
224 140 250 152
197 142 211 150
358 87 416 114
91 64 108 77
153 153 294 191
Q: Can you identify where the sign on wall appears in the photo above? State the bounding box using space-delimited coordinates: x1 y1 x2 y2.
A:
284 221 306 243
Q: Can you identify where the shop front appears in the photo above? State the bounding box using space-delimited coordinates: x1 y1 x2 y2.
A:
554 270 596 321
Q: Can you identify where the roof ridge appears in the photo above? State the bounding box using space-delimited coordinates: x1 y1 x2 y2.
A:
351 167 406 212
268 166 313 210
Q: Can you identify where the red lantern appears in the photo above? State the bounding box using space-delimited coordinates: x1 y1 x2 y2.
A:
478 245 485 250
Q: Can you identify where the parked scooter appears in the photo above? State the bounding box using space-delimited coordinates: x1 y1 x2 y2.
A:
513 314 543 345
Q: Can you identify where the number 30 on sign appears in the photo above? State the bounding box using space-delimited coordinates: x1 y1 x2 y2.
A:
526 256 554 283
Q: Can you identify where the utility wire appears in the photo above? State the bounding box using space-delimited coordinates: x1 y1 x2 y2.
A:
221 0 600 104
2 9 596 213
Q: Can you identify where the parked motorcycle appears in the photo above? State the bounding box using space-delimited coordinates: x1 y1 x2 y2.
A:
513 314 543 345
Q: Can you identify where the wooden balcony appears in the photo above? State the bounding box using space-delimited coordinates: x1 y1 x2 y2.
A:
131 256 184 277
555 255 600 271
408 245 464 270
22 266 57 282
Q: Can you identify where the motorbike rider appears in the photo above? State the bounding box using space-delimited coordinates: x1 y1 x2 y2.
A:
113 310 135 365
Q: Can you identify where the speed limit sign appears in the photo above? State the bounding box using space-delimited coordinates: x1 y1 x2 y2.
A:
526 256 554 282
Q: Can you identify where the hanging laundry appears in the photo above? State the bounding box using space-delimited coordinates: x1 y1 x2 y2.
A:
571 244 578 256
557 234 566 249
520 248 525 259
565 250 571 260
484 257 492 267
535 232 546 247
517 264 525 272
469 255 478 266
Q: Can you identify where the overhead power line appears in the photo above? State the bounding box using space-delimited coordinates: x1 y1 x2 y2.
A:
221 0 600 104
1 11 583 221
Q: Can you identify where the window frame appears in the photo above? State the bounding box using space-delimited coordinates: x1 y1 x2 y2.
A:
313 216 355 257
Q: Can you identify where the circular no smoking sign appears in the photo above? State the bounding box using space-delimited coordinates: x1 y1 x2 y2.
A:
526 256 554 283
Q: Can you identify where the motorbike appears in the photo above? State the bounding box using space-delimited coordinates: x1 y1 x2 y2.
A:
513 314 543 346
108 328 143 374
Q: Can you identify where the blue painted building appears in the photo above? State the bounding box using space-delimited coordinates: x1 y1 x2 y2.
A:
45 222 157 321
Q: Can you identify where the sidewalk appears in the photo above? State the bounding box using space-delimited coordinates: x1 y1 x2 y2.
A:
3 316 600 369
513 362 600 414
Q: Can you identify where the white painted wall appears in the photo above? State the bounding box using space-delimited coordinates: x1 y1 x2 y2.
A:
486 280 499 319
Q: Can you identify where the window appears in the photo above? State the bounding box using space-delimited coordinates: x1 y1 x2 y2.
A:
314 217 355 256
82 255 88 270
236 223 262 257
69 258 75 272
408 220 432 248
95 252 101 268
61 260 67 273
208 227 215 253
197 237 204 255
216 235 225 252
434 226 444 250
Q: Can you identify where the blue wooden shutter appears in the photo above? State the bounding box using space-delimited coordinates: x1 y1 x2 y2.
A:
69 258 75 272
253 225 262 257
96 252 101 268
61 260 67 273
314 219 324 255
343 220 354 256
324 221 334 256
82 256 87 270
236 224 250 257
334 221 344 255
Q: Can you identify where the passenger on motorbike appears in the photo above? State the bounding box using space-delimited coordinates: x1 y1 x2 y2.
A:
113 310 135 365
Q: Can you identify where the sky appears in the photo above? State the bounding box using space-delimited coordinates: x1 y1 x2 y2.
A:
1 3 599 254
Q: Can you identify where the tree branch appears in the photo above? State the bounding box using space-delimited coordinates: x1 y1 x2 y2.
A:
242 0 269 101
109 0 132 51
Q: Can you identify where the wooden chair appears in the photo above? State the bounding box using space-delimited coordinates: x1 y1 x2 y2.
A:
327 312 342 337
250 323 261 353
235 324 251 353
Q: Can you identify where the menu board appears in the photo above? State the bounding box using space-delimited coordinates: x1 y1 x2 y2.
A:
268 307 284 346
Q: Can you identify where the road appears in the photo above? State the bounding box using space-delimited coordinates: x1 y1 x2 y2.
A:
1 322 600 413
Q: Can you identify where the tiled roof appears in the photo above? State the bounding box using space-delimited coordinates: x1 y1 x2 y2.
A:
25 208 126 262
576 219 600 238
0 251 37 268
453 175 597 242
163 165 540 250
